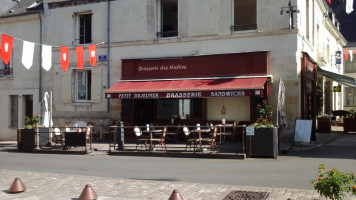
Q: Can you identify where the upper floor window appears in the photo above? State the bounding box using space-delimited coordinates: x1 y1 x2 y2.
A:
232 0 257 32
75 70 91 101
157 0 178 38
77 13 92 44
345 56 356 73
0 60 13 77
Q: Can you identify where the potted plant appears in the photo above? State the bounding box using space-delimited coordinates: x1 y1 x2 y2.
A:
344 109 356 134
24 115 41 129
248 100 278 158
255 100 273 125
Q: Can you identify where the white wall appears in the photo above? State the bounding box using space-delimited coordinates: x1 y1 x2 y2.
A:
206 97 250 121
0 14 41 140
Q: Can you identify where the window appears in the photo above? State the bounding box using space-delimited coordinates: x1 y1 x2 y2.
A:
156 99 190 119
78 13 92 44
345 56 356 73
157 0 178 38
10 95 18 128
0 60 13 76
75 70 91 101
232 0 257 32
345 87 356 106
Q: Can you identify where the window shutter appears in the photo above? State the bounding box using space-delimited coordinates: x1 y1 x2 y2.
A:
61 71 72 103
91 67 102 103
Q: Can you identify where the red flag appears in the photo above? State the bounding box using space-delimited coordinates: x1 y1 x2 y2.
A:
0 34 14 65
327 0 331 4
344 49 349 61
76 46 84 70
60 47 69 71
89 45 96 67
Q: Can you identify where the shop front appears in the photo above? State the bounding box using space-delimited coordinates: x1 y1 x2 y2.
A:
105 51 272 133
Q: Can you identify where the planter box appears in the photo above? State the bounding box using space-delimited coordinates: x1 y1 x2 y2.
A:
317 117 331 133
17 129 36 152
344 118 356 133
249 127 278 158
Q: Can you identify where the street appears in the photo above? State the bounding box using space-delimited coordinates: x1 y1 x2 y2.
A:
1 134 356 191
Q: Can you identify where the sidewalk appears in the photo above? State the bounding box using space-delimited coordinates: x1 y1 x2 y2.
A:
283 125 344 153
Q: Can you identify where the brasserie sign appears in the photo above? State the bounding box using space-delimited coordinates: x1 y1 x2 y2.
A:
138 64 187 72
106 89 264 99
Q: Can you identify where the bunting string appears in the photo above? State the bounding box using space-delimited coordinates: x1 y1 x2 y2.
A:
0 33 105 71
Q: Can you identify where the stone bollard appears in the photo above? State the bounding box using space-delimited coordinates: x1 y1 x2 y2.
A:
168 189 184 200
8 177 26 193
78 184 98 200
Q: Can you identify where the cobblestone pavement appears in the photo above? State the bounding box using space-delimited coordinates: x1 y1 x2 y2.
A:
0 169 330 200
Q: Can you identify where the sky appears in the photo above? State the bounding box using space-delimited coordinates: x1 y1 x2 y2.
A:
330 0 356 43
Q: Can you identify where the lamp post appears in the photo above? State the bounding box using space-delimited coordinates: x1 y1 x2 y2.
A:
280 0 299 31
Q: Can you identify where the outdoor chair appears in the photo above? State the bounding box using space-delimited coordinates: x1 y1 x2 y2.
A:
52 127 64 148
87 122 99 141
200 127 218 152
149 126 167 151
183 126 200 151
223 120 240 142
134 126 148 150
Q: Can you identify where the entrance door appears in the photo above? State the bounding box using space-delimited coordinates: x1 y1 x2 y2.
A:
24 95 33 118
135 99 155 126
301 53 317 140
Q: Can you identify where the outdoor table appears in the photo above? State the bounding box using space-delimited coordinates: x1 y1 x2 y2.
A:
142 129 162 151
216 124 233 144
191 128 211 152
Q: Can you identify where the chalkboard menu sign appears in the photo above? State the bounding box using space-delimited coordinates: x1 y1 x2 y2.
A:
293 119 313 144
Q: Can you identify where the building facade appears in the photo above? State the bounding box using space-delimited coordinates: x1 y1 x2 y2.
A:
0 0 347 141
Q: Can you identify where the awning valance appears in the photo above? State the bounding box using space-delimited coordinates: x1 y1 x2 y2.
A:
318 66 356 87
105 77 268 99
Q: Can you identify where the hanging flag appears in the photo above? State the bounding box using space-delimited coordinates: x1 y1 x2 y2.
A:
60 47 69 71
0 34 14 65
350 50 354 62
42 45 52 71
76 46 84 69
21 41 35 69
344 49 349 61
346 0 354 14
89 45 96 66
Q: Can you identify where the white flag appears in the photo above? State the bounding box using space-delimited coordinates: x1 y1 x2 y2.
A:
350 50 354 62
42 45 52 71
21 41 35 69
346 0 354 14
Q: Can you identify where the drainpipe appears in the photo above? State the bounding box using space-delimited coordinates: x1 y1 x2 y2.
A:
107 0 111 113
39 11 43 103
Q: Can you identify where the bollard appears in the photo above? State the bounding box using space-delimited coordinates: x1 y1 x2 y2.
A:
168 189 184 200
8 177 26 193
78 184 98 200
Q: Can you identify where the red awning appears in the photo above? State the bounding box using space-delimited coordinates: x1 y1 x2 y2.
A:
105 77 267 99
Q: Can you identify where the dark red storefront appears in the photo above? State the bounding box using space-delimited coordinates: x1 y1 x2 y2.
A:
106 51 272 126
